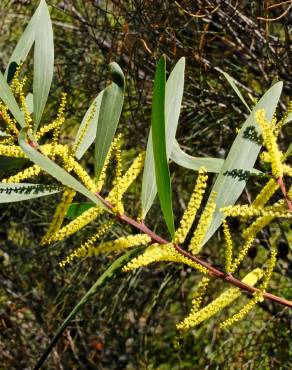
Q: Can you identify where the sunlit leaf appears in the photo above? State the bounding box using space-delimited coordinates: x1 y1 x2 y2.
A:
151 55 175 238
142 57 185 218
203 82 283 245
0 183 61 203
94 62 125 181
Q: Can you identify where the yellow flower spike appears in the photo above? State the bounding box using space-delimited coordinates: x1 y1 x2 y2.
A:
0 144 26 158
112 135 123 187
189 191 217 255
229 237 254 274
106 151 145 215
283 165 292 177
174 167 208 244
222 220 233 273
36 121 62 141
92 233 151 256
219 293 263 329
41 205 105 245
252 178 279 208
51 93 67 151
240 200 288 240
0 101 18 135
189 276 210 314
220 247 277 329
123 243 208 274
176 268 263 330
221 204 290 219
72 101 96 156
59 220 114 267
41 188 76 244
255 109 283 178
96 135 122 192
1 164 41 183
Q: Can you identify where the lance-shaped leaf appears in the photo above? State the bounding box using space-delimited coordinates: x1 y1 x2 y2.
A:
0 71 25 127
151 55 175 238
33 0 54 131
34 249 138 369
0 183 61 203
221 71 251 112
171 140 224 173
94 62 125 181
4 0 42 79
18 128 107 210
141 57 185 218
202 82 283 245
74 91 104 160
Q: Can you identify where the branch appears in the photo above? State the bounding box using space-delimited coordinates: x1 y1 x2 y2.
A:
95 193 292 309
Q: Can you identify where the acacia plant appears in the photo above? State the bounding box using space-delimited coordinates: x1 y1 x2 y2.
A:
0 1 291 367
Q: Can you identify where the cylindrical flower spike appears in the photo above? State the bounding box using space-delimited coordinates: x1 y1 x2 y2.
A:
255 109 283 178
189 191 217 255
174 167 208 245
1 164 41 183
176 268 263 330
123 243 208 274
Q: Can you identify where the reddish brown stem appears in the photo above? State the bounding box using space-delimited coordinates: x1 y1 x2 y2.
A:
95 192 292 309
277 176 292 212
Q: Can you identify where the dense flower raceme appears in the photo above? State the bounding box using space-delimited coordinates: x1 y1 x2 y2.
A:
0 70 291 330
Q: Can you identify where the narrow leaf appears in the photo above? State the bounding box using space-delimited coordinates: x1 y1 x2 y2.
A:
34 249 137 370
4 0 42 78
0 183 60 203
222 71 251 112
203 82 283 245
18 128 107 210
74 91 103 160
142 57 185 218
171 140 224 173
94 62 125 180
151 55 175 238
33 0 54 131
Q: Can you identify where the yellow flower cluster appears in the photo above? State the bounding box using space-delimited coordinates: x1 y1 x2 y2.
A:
59 221 114 267
41 205 105 245
176 268 263 330
174 167 208 244
242 214 275 241
255 109 283 178
230 237 254 274
96 135 122 192
252 178 279 208
112 135 122 186
1 164 40 183
51 93 67 146
221 204 290 219
11 68 32 130
283 164 292 177
106 151 145 214
219 292 263 329
189 276 210 314
220 247 277 329
0 144 26 158
189 191 217 255
92 233 151 255
0 101 18 135
123 243 208 274
72 101 96 155
222 220 233 273
41 188 76 244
